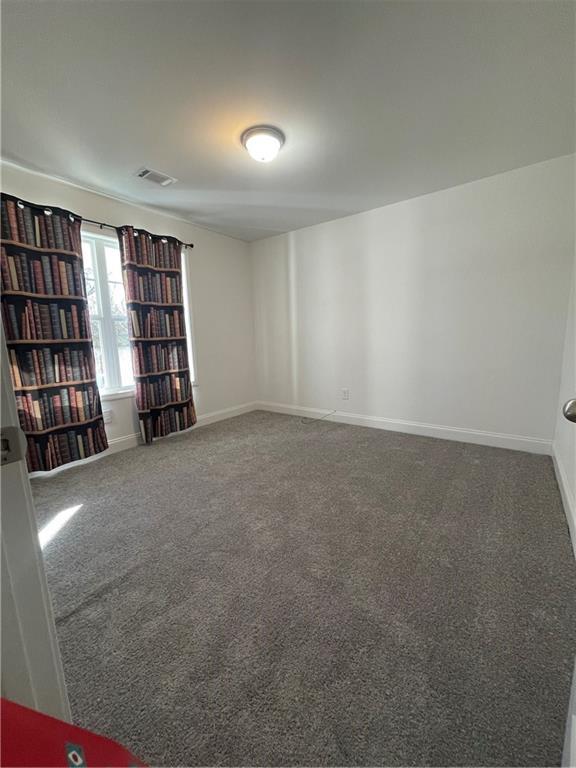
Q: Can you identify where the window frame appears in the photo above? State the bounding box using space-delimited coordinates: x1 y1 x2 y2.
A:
81 226 197 395
81 227 135 396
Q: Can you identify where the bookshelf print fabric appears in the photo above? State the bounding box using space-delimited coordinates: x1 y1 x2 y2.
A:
1 194 108 471
117 226 196 443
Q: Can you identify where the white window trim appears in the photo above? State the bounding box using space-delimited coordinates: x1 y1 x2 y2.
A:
181 250 198 386
81 227 135 397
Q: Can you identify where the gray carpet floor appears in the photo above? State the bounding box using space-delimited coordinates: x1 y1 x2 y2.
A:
32 411 576 767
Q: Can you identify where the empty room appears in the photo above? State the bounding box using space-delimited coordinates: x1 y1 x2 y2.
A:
1 1 575 767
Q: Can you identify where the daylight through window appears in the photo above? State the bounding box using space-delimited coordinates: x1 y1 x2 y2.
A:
81 231 134 393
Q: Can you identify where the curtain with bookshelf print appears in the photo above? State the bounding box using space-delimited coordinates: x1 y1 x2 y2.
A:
0 194 108 472
117 226 196 444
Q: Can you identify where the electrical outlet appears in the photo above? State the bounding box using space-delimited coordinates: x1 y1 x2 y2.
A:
103 410 113 424
341 388 350 401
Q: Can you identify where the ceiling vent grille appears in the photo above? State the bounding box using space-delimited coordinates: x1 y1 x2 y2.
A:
135 167 178 187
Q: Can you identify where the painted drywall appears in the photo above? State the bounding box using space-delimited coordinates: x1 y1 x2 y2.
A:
1 162 257 449
554 273 575 540
251 156 574 451
3 2 574 240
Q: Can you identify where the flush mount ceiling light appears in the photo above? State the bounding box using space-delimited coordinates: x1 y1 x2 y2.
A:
241 125 285 162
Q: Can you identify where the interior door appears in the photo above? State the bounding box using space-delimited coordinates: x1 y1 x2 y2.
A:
1 324 70 720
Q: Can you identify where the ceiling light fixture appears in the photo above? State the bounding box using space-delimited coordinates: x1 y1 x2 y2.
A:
241 125 285 162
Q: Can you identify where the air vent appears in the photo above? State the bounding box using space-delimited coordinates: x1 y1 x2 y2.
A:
135 167 178 187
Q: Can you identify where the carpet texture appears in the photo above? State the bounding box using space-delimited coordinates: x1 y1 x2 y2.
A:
32 411 576 767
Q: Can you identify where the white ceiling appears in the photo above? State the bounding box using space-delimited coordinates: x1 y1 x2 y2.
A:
2 0 574 241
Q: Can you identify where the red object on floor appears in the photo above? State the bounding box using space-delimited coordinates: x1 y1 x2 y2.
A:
1 698 146 767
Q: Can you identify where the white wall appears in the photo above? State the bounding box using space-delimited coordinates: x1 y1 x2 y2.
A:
1 162 257 454
251 156 574 453
3 157 573 462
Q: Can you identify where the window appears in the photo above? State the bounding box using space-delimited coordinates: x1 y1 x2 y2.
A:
81 230 134 393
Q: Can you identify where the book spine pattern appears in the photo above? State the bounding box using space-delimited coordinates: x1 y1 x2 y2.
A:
1 194 108 471
1 246 85 294
2 299 90 340
25 420 108 471
123 270 182 304
8 347 96 387
15 384 102 431
117 226 196 443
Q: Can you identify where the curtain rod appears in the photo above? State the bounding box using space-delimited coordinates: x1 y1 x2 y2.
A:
82 217 194 248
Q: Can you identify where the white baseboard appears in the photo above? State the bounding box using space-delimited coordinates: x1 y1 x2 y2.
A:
107 432 142 453
196 401 258 427
553 450 576 559
152 401 259 441
255 401 552 455
29 400 553 479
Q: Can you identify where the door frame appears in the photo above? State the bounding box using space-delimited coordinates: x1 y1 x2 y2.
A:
1 324 70 720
